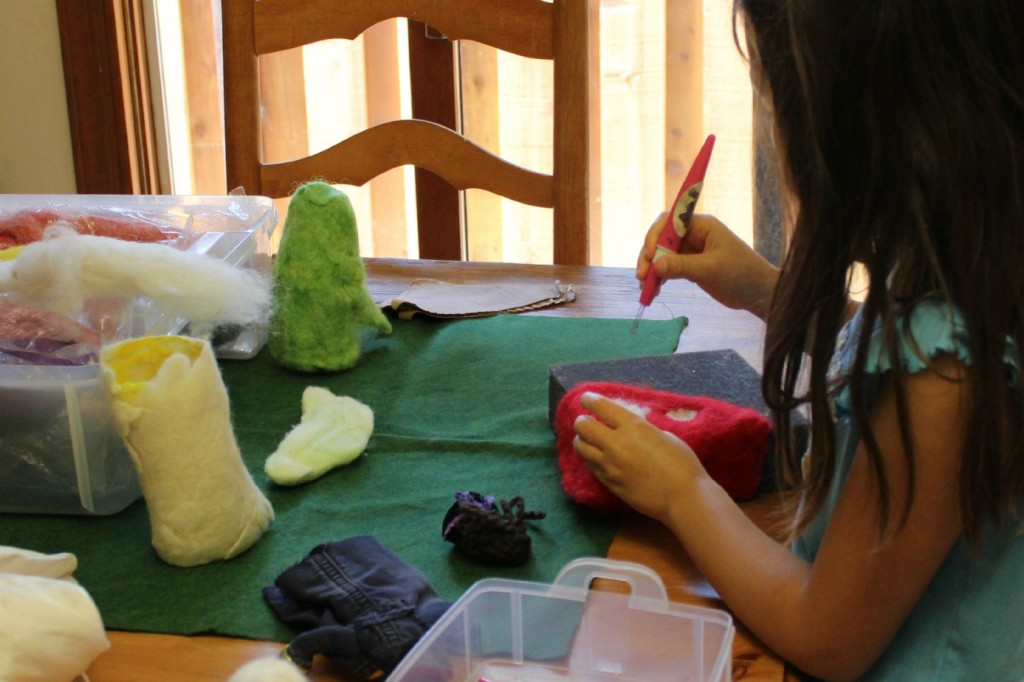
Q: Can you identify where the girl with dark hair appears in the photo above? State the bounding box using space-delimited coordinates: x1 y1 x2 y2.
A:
572 1 1024 679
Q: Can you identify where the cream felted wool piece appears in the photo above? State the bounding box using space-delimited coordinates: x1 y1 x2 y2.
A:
265 386 374 486
0 547 110 682
0 545 77 580
101 335 274 567
227 656 307 682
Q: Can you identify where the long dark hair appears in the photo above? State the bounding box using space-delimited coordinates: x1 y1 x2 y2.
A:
734 0 1024 547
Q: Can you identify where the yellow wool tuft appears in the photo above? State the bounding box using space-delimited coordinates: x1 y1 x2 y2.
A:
101 335 203 403
0 245 24 261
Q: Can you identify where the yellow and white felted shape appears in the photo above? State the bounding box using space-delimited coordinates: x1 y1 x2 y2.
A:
101 335 274 567
265 386 374 486
0 546 110 682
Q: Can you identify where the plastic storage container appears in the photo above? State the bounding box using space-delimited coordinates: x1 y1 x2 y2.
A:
389 558 735 682
0 363 136 515
0 194 278 515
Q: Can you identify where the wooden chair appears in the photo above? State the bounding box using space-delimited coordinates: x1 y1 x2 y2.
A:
222 0 594 264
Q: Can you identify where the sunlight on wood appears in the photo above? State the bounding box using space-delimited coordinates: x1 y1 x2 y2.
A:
701 0 753 246
599 0 668 267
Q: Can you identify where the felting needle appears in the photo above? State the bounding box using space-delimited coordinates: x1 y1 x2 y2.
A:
630 134 716 334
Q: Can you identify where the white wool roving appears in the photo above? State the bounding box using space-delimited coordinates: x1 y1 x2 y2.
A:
0 231 270 326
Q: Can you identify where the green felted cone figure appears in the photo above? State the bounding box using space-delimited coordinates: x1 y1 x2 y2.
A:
269 182 392 372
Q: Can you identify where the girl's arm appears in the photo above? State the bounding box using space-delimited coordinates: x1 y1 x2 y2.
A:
573 354 967 681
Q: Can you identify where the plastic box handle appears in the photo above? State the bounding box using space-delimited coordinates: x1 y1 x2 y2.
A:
551 557 669 604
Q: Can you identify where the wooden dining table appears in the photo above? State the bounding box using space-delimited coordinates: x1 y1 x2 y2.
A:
84 257 795 682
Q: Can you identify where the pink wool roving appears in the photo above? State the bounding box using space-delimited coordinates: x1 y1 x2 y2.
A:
554 381 772 512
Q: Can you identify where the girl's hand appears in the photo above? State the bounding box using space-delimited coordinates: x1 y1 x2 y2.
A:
572 391 707 523
636 213 779 321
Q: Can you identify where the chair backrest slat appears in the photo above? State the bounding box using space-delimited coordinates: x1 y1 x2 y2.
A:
259 120 553 206
252 0 555 59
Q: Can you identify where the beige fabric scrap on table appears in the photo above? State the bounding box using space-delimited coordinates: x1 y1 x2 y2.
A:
386 278 576 319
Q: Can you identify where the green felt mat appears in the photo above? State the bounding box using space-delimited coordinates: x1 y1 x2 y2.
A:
0 314 686 642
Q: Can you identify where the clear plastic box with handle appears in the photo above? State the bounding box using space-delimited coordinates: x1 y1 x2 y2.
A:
388 558 735 682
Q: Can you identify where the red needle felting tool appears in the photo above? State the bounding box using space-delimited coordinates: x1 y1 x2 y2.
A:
630 133 716 334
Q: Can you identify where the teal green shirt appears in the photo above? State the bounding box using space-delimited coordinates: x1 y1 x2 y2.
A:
793 300 1024 680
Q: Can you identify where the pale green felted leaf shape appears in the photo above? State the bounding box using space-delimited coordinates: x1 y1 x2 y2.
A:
265 386 374 486
269 181 392 372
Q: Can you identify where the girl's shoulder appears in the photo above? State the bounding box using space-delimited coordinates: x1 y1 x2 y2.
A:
830 298 1020 381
